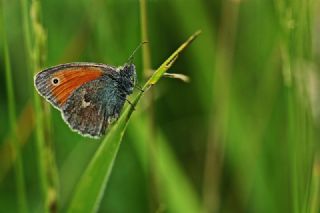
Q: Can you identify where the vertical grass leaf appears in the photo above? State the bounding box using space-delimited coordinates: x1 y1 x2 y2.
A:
2 2 28 212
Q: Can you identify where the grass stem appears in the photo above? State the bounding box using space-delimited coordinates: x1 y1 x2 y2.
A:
139 0 159 211
20 0 49 211
2 2 28 212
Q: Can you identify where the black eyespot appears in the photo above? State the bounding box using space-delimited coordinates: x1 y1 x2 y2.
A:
52 77 59 85
84 93 90 103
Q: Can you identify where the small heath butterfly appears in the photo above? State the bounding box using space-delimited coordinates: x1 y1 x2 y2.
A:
34 44 144 138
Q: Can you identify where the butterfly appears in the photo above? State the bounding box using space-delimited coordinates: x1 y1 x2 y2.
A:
34 44 144 138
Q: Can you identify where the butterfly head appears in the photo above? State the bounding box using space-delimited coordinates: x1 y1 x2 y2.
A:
119 63 136 94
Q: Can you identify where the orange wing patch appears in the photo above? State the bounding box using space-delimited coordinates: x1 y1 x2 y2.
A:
50 67 103 106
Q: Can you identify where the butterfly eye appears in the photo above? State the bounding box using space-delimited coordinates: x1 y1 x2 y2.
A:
51 77 60 86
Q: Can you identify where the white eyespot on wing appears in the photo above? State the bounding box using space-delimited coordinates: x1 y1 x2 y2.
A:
51 77 60 86
81 99 91 108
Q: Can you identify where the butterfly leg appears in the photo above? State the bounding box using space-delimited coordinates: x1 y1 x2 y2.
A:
115 93 136 110
125 98 136 110
134 84 144 92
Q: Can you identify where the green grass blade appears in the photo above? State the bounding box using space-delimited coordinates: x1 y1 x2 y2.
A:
129 117 202 213
145 30 201 87
19 0 49 211
155 133 202 213
1 2 28 212
66 31 201 213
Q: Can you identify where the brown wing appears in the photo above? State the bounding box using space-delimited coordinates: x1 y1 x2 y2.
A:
34 63 117 109
60 76 125 138
50 67 103 106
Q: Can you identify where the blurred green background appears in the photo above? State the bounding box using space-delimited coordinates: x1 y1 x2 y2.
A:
1 0 320 212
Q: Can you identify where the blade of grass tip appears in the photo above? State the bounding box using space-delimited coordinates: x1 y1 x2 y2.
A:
145 30 201 87
2 2 28 212
66 31 201 213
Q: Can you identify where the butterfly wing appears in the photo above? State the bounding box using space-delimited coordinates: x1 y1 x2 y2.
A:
61 76 126 138
34 62 125 138
34 62 118 109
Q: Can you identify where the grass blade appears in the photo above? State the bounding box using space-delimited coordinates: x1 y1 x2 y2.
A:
66 30 201 213
1 2 28 212
129 117 202 213
20 0 50 211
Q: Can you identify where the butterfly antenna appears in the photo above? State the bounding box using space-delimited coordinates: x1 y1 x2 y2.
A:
127 41 148 64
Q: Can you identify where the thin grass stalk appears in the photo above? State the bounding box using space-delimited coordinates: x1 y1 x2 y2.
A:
139 0 154 139
310 158 320 213
30 0 58 210
203 1 239 212
139 0 152 77
2 3 28 212
19 0 34 100
20 0 49 211
283 0 315 211
0 103 35 182
20 0 32 60
276 0 299 208
296 1 316 211
31 0 50 211
139 0 159 211
281 38 299 213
